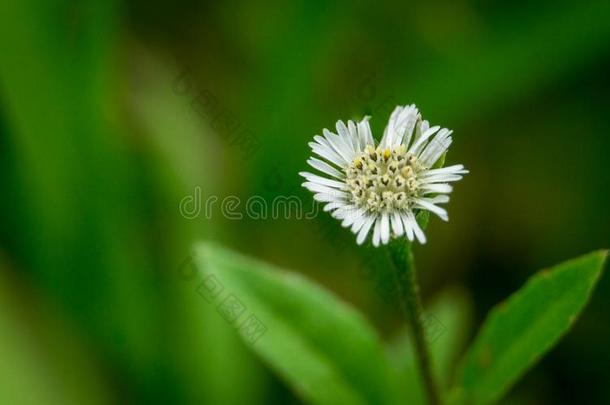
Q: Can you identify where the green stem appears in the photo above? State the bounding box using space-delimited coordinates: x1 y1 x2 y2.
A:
387 239 441 405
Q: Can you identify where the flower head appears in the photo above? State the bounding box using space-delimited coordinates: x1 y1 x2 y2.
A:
300 104 467 246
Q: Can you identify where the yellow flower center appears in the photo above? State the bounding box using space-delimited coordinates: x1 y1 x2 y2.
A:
345 145 424 212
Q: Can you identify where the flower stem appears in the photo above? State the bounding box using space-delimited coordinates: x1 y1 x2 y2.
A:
387 239 441 405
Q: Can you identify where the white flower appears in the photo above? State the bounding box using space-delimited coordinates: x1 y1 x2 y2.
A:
300 104 468 246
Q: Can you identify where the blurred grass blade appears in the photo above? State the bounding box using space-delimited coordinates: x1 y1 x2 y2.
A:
387 287 473 404
127 50 268 404
0 256 114 405
0 0 166 397
192 241 405 405
450 250 608 405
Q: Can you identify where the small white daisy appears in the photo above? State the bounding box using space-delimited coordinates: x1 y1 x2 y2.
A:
300 104 468 246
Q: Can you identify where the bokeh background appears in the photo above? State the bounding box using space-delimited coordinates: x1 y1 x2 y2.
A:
1 0 609 404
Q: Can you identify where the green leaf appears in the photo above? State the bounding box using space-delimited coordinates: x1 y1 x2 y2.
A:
450 250 608 405
191 241 405 405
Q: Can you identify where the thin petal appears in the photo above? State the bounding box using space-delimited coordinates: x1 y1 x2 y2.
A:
419 173 464 183
419 128 453 167
407 211 426 244
420 164 468 177
401 212 414 241
342 207 366 228
414 198 448 221
409 125 441 157
313 192 348 203
380 106 403 148
372 217 382 247
410 119 429 150
309 142 345 167
347 120 360 152
351 211 369 233
380 212 390 244
357 215 376 245
381 105 420 148
307 157 344 179
391 211 404 236
394 105 419 147
424 195 450 204
302 181 344 195
357 116 374 147
323 128 353 163
334 122 358 158
299 172 346 189
323 202 344 212
420 183 453 194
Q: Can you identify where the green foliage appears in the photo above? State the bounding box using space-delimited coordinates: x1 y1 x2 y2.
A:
450 250 608 404
191 241 406 405
193 242 607 405
0 2 265 403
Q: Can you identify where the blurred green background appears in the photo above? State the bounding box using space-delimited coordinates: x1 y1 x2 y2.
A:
1 0 609 404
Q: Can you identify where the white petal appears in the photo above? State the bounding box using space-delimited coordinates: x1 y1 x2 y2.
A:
419 128 452 167
302 181 344 195
401 213 414 241
414 198 448 221
410 119 429 150
419 165 468 183
421 164 468 177
402 110 420 147
380 106 403 148
420 183 453 194
335 120 349 139
347 120 360 152
409 125 440 157
424 195 450 204
407 211 426 244
323 202 344 212
313 134 329 146
381 105 420 148
341 207 366 228
313 135 351 164
307 158 344 179
351 211 369 233
380 212 390 244
357 215 376 245
323 128 353 163
383 107 404 147
393 105 419 147
334 122 358 157
357 117 374 147
299 172 346 189
309 142 345 167
419 173 464 183
313 192 348 203
372 217 382 247
331 206 349 219
391 211 404 236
